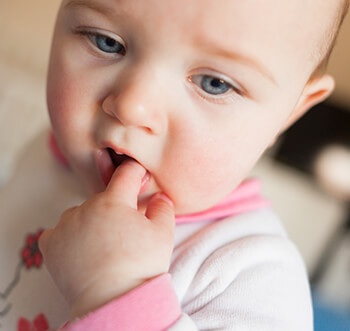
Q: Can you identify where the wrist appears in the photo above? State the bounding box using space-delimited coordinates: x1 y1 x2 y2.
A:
70 276 148 321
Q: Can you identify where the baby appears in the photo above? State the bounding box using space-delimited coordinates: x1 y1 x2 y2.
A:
0 0 348 330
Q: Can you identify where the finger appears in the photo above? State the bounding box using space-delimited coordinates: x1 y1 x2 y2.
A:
38 228 54 257
145 193 175 231
106 159 147 208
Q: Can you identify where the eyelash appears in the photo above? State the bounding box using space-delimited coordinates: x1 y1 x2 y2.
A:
196 89 242 105
74 29 126 57
73 29 245 103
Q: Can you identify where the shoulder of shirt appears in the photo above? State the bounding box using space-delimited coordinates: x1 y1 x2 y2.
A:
170 209 312 330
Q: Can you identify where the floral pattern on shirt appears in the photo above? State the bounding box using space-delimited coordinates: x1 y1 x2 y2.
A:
0 230 54 330
21 230 44 269
17 313 55 331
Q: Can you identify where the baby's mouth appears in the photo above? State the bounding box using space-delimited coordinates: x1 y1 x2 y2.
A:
107 147 132 168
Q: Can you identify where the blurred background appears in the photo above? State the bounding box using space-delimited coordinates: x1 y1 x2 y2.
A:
0 1 349 329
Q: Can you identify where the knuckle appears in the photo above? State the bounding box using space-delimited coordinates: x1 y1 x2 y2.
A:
61 206 78 218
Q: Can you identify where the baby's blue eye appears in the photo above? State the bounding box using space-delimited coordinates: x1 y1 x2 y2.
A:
89 34 125 55
194 75 232 95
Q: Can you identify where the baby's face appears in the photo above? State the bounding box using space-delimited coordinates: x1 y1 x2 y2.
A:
47 0 333 214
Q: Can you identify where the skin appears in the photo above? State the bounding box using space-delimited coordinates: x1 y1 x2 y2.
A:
40 0 338 321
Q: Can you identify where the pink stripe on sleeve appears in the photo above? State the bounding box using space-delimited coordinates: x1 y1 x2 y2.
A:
59 273 182 331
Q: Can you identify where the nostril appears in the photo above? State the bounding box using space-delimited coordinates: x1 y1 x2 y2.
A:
102 96 117 118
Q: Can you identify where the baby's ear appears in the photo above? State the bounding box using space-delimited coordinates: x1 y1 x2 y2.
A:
283 74 335 132
268 74 335 148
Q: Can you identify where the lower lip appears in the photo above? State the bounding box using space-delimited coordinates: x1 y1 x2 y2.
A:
95 149 115 187
139 171 151 196
95 149 151 196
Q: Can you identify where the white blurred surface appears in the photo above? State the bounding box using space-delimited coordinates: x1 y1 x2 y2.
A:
314 144 350 201
250 156 347 275
0 61 49 186
0 0 60 185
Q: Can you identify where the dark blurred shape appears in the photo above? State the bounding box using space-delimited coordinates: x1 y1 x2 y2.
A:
274 102 350 176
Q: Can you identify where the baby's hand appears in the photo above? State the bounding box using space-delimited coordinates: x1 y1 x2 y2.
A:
38 160 175 321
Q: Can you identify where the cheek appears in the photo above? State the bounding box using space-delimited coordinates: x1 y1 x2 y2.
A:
161 129 243 213
47 48 75 132
161 111 281 214
47 70 73 133
47 59 103 193
47 48 93 151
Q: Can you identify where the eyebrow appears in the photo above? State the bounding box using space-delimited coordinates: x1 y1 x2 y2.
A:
65 0 277 87
64 0 115 16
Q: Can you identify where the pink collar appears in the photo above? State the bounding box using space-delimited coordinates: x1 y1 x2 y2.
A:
175 179 270 224
49 132 270 224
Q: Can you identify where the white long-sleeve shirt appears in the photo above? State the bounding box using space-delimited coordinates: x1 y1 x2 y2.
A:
0 130 313 330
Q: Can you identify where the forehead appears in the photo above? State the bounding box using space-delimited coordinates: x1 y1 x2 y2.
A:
64 0 311 33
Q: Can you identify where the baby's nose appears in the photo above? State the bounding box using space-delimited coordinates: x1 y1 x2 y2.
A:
102 72 167 135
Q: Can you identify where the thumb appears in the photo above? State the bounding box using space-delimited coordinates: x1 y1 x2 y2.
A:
145 193 175 230
38 228 54 258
